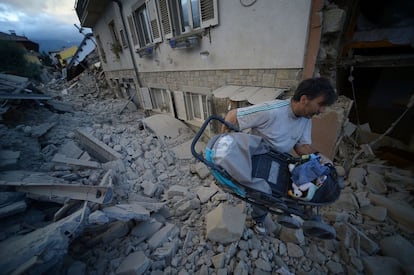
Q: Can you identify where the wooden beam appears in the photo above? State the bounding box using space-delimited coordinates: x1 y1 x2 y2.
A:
75 128 122 162
1 182 113 204
52 153 101 169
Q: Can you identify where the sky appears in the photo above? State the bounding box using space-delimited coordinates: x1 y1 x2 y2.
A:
0 0 89 44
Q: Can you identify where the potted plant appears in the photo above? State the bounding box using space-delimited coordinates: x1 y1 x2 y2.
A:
110 42 122 58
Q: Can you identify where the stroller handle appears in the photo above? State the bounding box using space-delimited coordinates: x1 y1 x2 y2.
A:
191 115 239 168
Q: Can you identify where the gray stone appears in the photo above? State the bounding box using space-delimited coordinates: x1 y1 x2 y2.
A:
348 167 366 186
212 253 226 269
103 203 150 222
148 223 178 250
206 204 246 244
360 205 387 222
166 185 188 199
131 218 163 241
175 198 200 216
279 227 304 245
333 191 359 211
101 221 130 244
196 186 218 203
286 242 304 258
194 162 210 179
365 172 387 194
326 260 344 274
89 210 109 224
115 251 151 275
59 140 83 159
142 181 158 197
362 256 402 275
67 261 86 275
369 193 414 232
380 234 414 271
0 200 27 218
0 192 25 207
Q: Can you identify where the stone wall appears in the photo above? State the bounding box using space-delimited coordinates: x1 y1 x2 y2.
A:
105 68 301 92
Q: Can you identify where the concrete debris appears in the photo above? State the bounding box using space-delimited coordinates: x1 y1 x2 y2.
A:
0 66 413 275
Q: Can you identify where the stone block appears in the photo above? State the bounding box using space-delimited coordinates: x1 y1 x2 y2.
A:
206 204 246 244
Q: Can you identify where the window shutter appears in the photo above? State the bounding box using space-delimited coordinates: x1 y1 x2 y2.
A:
167 90 176 118
127 15 138 46
173 91 188 120
158 0 173 39
140 87 153 110
200 0 218 28
146 0 162 43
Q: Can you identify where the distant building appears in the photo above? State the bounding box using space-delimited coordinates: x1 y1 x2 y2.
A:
0 31 39 52
0 31 41 65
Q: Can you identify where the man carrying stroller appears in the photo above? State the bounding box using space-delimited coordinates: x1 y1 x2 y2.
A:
221 77 337 235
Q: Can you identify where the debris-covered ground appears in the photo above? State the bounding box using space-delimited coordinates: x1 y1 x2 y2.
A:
0 68 413 275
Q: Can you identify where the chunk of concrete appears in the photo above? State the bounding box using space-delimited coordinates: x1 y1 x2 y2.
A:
362 256 403 275
369 193 414 232
115 251 151 275
380 234 414 271
59 140 83 159
103 204 150 222
147 223 178 250
206 204 246 244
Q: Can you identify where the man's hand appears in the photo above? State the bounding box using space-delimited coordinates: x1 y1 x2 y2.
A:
221 109 238 133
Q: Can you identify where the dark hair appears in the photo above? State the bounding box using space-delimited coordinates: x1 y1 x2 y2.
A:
292 77 337 106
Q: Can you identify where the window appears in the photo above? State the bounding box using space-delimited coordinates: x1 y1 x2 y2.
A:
108 21 120 44
132 0 162 49
159 0 218 38
150 88 171 113
184 92 208 121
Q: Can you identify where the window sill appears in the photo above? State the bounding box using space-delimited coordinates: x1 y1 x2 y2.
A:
185 119 204 128
169 29 203 49
135 45 155 57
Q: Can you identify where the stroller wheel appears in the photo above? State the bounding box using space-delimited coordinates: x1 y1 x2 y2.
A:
277 215 302 229
302 220 336 239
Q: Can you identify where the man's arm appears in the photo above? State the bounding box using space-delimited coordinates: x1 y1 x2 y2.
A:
221 109 238 133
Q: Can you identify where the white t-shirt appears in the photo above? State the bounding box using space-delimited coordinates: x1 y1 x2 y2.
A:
236 99 312 153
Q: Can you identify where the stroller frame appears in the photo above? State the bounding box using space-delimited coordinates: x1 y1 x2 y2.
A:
191 115 338 239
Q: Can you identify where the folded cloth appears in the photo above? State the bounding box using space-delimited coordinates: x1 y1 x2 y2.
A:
291 158 330 186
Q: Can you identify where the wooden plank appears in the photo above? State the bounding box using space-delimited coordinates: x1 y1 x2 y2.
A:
75 128 122 162
0 93 51 100
1 182 113 204
52 153 101 169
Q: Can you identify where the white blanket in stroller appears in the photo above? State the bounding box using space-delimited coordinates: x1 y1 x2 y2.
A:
211 133 274 194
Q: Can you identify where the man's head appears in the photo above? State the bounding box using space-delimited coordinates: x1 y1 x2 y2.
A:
291 77 337 118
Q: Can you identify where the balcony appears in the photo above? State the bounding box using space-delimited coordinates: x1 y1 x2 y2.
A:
75 0 110 28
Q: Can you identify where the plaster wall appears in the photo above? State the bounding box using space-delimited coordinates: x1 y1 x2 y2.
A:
94 0 311 73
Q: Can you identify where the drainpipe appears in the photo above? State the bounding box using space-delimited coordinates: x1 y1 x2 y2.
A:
112 0 144 107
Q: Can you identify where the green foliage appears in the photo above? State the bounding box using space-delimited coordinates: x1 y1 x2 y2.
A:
0 40 42 80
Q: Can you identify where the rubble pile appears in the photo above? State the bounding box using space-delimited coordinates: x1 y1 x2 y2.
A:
0 68 413 275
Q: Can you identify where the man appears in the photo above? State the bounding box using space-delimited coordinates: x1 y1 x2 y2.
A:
221 77 337 234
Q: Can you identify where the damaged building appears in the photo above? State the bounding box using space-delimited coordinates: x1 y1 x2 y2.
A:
75 0 414 162
0 0 413 274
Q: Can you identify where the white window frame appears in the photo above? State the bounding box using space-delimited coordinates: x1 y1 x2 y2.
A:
184 92 208 122
149 88 172 114
159 0 218 38
131 0 162 51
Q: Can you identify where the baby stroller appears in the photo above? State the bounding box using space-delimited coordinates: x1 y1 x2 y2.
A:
191 116 341 239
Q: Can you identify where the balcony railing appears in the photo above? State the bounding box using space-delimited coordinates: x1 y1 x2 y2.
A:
74 0 110 28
